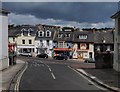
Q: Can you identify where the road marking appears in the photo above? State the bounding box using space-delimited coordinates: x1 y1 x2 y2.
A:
67 66 107 91
15 62 28 91
51 72 56 80
48 67 51 71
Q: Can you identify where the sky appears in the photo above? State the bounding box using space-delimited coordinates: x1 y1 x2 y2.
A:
2 2 119 29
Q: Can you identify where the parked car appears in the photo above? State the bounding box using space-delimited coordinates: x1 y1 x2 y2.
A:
54 54 68 60
84 58 95 63
19 52 32 57
37 53 48 58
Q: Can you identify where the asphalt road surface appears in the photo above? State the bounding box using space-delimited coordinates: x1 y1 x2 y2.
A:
19 57 107 91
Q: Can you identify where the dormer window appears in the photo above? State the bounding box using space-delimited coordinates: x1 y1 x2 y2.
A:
46 30 51 37
58 34 63 38
28 28 33 36
21 28 26 36
38 31 44 37
79 35 88 40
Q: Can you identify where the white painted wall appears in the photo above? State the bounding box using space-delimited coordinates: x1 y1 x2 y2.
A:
35 40 53 57
0 14 9 70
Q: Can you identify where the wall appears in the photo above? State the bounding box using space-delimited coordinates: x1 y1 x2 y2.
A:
17 36 35 46
113 17 120 72
0 14 9 70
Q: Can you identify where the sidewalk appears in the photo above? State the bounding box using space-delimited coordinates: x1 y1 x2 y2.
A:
0 59 25 91
75 67 120 92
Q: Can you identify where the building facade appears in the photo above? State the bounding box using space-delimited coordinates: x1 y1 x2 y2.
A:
72 30 94 59
53 27 74 59
16 25 37 55
0 9 9 70
94 29 114 53
35 24 57 57
111 11 120 72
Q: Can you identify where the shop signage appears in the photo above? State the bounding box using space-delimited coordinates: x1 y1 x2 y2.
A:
54 48 72 51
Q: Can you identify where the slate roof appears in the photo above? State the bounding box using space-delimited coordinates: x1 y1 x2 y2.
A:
35 25 58 40
111 10 120 18
8 25 37 37
73 31 94 43
53 27 74 42
94 30 114 44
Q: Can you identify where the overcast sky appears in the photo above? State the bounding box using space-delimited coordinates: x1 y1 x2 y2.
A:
2 2 118 29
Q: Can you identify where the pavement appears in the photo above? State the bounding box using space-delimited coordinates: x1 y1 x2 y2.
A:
0 59 25 91
71 65 120 92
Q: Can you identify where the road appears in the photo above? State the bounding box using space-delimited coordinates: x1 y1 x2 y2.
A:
18 57 107 91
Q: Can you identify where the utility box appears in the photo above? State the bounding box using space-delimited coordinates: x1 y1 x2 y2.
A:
95 52 113 69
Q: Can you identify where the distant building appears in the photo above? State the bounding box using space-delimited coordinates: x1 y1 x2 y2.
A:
53 27 74 59
9 25 37 56
72 30 94 59
0 9 10 70
8 25 18 52
111 10 120 72
94 29 114 53
35 24 57 57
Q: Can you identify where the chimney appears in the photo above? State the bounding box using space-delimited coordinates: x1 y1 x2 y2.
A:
92 28 96 34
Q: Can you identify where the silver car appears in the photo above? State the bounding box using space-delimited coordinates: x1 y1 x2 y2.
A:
19 52 32 57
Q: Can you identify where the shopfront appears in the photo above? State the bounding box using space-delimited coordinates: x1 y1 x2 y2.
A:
53 48 72 58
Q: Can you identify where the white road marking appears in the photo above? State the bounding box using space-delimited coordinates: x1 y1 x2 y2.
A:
51 72 56 80
49 68 52 72
47 65 50 68
15 62 28 91
67 66 107 91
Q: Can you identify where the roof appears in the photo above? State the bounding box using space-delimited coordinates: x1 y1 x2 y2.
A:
73 31 94 43
111 10 120 18
53 27 74 42
0 9 10 15
35 25 57 40
8 25 37 37
94 30 114 44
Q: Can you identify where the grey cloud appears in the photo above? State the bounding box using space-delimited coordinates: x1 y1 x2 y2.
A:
3 2 118 23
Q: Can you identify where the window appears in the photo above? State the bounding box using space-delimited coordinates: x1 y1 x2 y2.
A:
64 42 68 48
13 37 15 42
65 34 70 38
58 34 63 38
21 28 26 36
22 40 25 44
46 30 51 37
47 40 49 46
38 31 44 37
28 28 33 36
58 42 63 48
79 35 88 39
29 40 32 44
